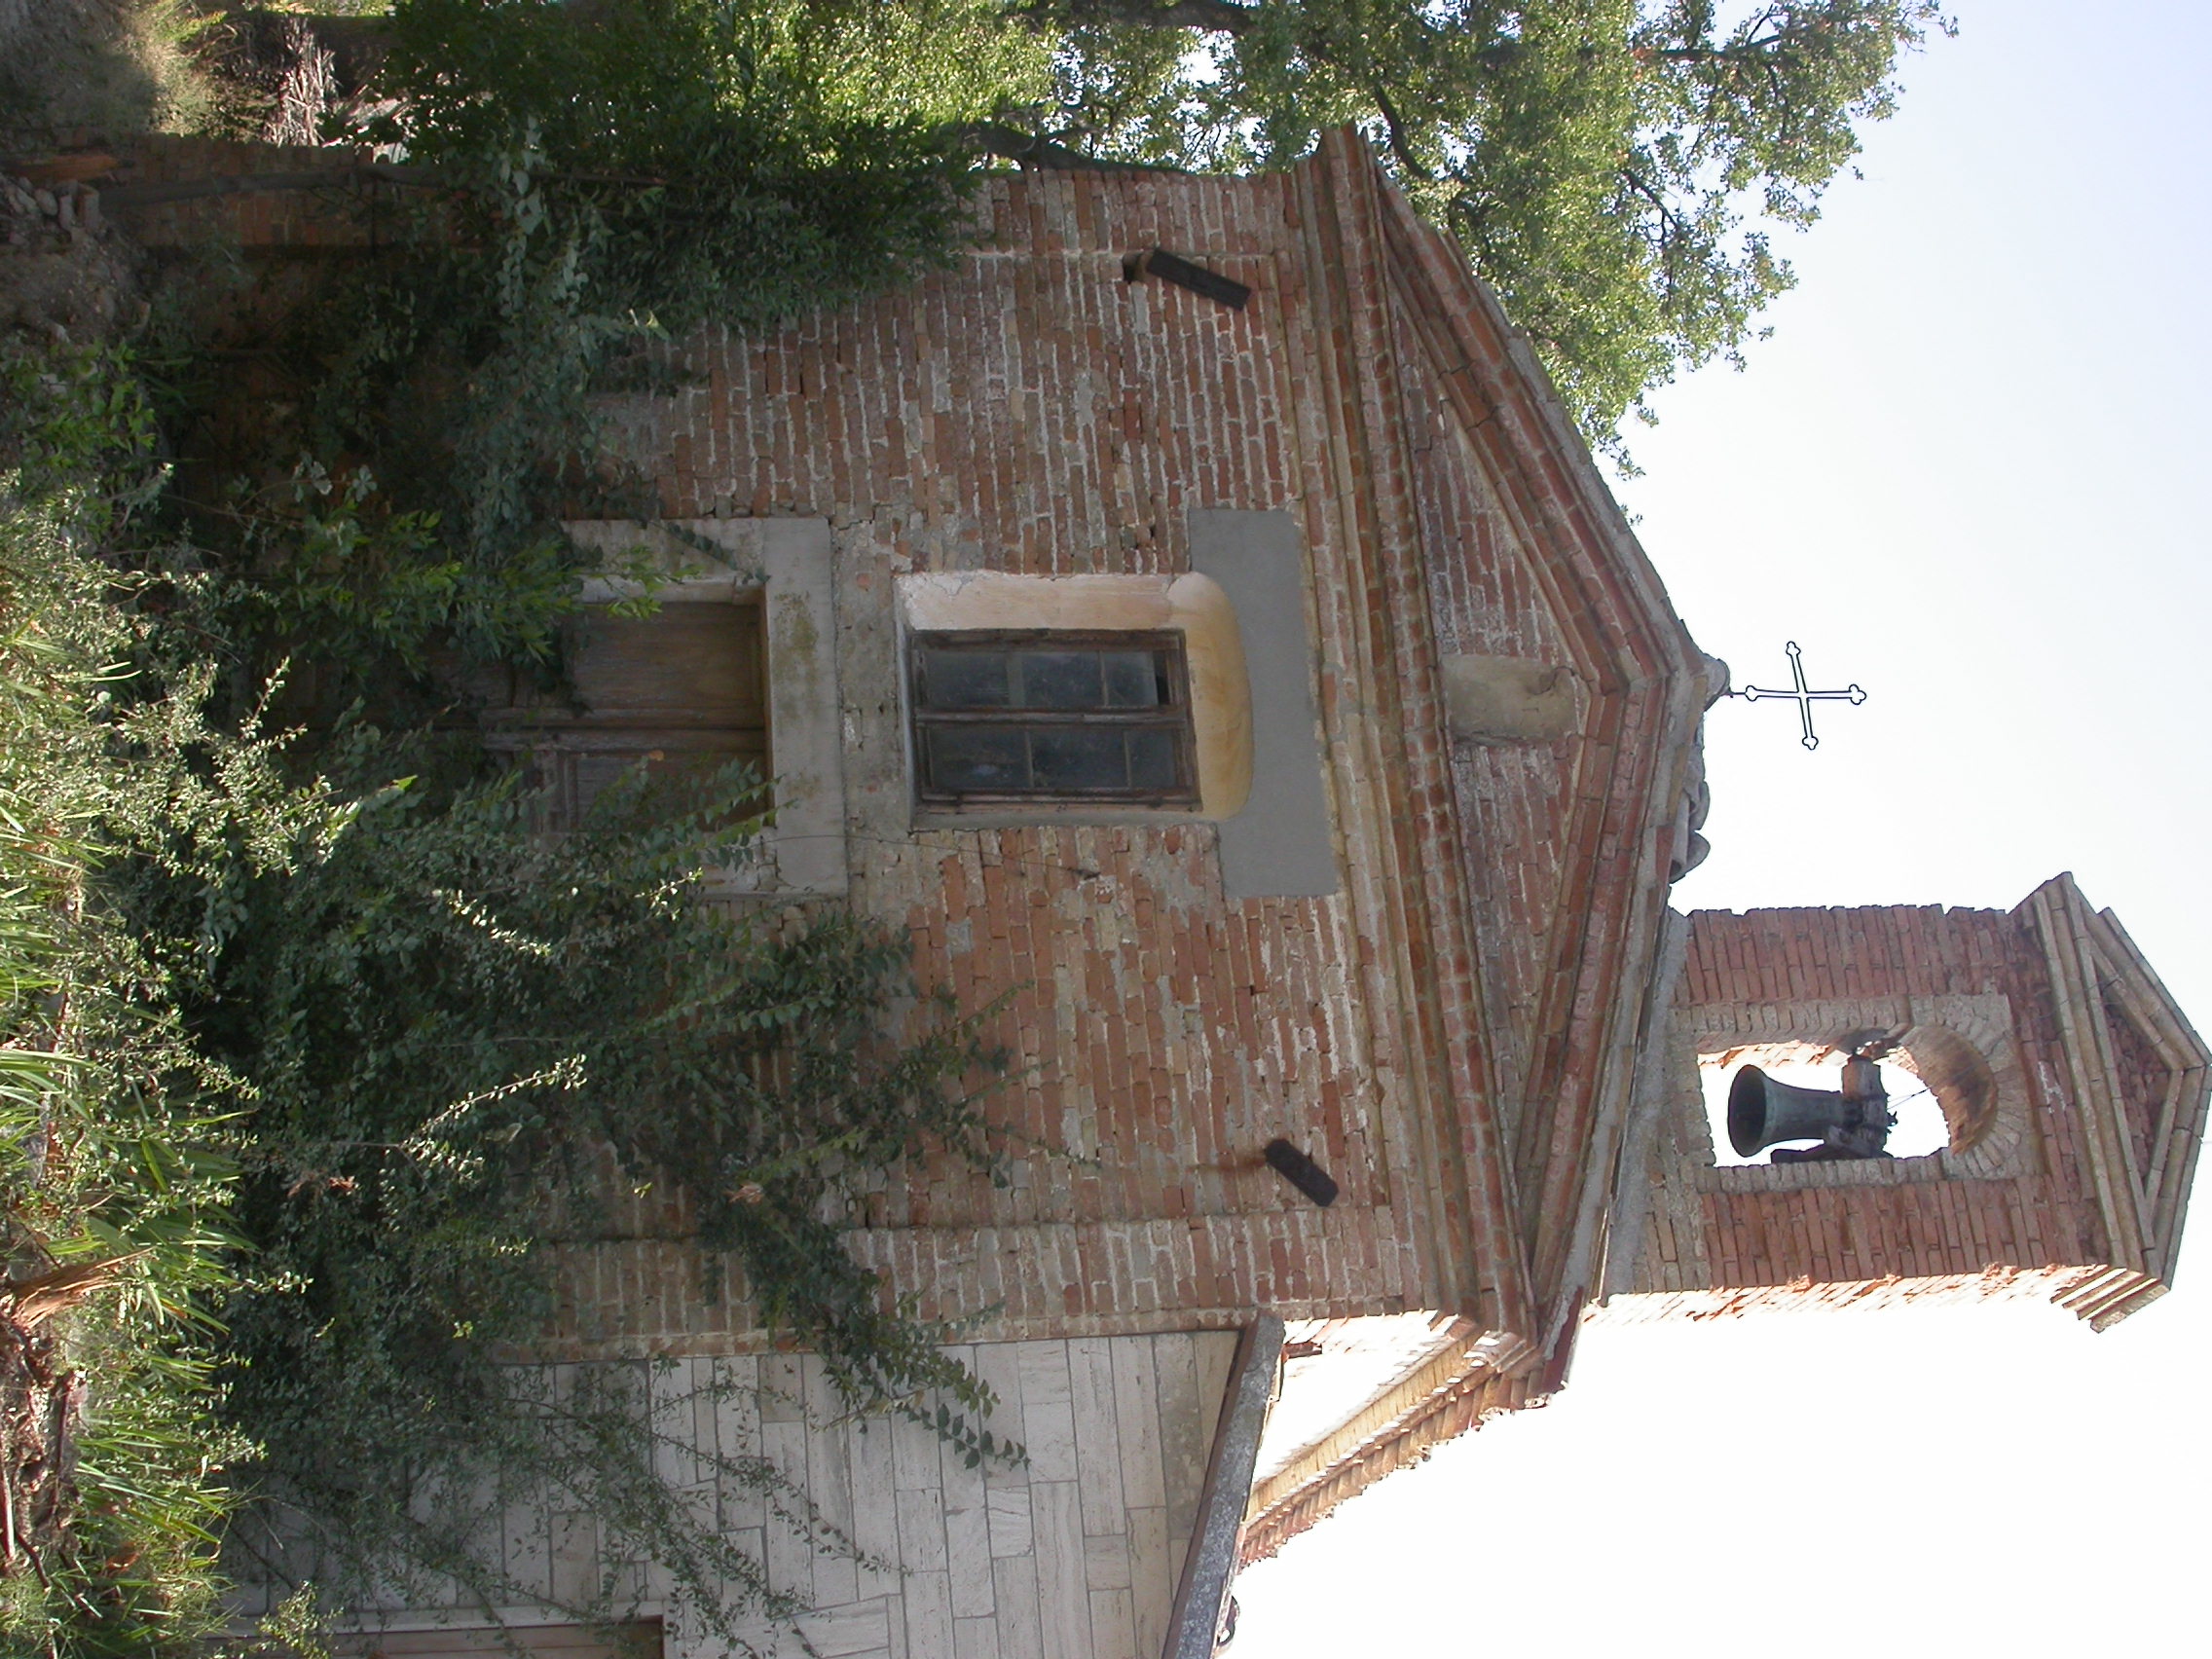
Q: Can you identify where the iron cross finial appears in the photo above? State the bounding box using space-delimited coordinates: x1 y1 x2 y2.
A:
1725 641 1866 751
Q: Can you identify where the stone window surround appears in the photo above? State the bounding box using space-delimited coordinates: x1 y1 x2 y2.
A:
1679 992 2042 1189
896 571 1254 829
566 519 847 897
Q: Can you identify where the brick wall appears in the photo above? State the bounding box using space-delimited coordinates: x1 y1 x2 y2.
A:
531 130 1710 1358
92 131 1716 1367
551 153 1483 1351
545 131 1715 1359
95 137 400 249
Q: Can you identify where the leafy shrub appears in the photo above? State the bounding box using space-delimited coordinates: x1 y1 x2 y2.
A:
0 5 1060 1646
150 750 1009 1626
0 340 250 1657
2 210 1010 1644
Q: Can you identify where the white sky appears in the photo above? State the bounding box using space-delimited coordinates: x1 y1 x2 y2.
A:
1236 5 2212 1652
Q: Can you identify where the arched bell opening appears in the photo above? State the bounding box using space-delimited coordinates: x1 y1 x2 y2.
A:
1698 1039 1962 1167
1884 1025 2001 1152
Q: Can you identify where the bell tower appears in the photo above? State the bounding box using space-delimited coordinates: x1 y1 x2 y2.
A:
1597 875 2210 1330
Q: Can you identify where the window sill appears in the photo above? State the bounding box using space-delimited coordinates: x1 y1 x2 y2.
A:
910 803 1212 832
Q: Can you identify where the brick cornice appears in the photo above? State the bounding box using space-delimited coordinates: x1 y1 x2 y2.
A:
2024 874 2212 1285
1288 133 1533 1340
1328 133 1712 1339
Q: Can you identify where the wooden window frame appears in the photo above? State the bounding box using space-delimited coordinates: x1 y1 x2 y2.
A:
909 629 1201 809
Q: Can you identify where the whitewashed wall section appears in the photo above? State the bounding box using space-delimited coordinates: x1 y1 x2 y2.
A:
321 1335 1239 1659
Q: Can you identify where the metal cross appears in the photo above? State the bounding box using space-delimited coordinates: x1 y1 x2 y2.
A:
1725 641 1866 751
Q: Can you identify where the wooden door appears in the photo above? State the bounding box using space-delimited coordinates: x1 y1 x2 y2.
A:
334 1621 662 1659
482 601 769 830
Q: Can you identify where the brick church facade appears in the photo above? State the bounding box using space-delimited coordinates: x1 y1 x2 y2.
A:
97 129 2209 1659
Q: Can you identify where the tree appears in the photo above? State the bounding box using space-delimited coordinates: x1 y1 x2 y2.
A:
265 1 1949 451
1007 1 1954 453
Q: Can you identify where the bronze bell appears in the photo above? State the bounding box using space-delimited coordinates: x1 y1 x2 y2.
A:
1725 1060 1894 1161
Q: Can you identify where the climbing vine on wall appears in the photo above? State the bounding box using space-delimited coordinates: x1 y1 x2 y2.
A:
1 2 1051 1648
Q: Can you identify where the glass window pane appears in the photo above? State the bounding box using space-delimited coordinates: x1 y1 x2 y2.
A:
1126 727 1181 792
1028 724 1126 791
927 725 1030 791
1101 650 1163 708
1014 651 1103 710
922 649 1012 708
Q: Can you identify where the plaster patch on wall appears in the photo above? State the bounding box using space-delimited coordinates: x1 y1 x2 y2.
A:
1189 508 1339 900
1440 654 1580 744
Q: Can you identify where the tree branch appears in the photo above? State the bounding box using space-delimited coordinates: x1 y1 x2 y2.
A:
1020 0 1258 34
957 123 1186 173
1370 85 1433 181
1620 168 1693 269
